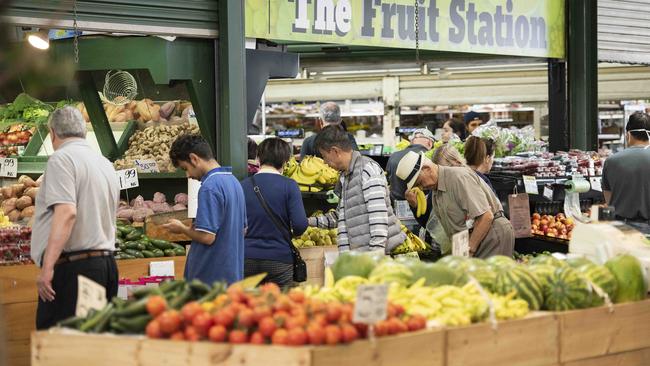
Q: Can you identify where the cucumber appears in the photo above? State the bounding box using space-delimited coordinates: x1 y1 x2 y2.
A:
133 251 144 258
173 247 186 256
114 296 148 317
131 286 162 299
188 279 210 297
142 250 156 258
115 237 124 247
79 304 114 332
150 239 173 250
117 225 134 236
169 285 193 309
123 241 140 250
125 230 143 241
57 316 85 329
144 242 155 251
197 282 227 303
124 249 144 258
152 249 164 257
119 253 135 260
117 314 152 333
92 306 116 333
164 249 176 257
140 236 151 244
171 243 185 250
112 297 127 309
135 241 147 251
159 280 184 295
109 319 128 333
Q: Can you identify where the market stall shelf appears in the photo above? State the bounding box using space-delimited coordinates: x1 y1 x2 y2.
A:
0 256 186 366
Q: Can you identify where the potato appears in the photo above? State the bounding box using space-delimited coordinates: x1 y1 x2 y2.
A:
24 187 39 201
16 196 32 210
11 183 25 197
18 175 36 188
1 186 14 199
20 206 34 219
7 209 20 222
2 198 17 215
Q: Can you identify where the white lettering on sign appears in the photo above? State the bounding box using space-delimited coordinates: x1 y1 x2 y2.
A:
116 168 139 190
76 275 107 317
0 158 18 178
134 159 160 173
353 284 388 324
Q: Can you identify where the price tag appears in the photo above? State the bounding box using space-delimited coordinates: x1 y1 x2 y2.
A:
0 158 18 178
452 229 470 257
76 275 107 317
149 260 175 277
134 159 160 173
522 175 538 195
543 185 554 200
590 177 602 192
116 168 139 190
353 284 388 324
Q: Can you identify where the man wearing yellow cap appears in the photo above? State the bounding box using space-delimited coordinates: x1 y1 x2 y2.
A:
396 151 514 258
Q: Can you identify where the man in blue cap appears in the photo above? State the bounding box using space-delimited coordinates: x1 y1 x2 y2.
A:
464 111 484 135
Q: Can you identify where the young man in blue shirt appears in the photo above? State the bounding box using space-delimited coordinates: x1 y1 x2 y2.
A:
162 134 246 285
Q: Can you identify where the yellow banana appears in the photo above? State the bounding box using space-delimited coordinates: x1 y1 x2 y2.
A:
292 167 317 185
299 156 321 176
412 188 427 218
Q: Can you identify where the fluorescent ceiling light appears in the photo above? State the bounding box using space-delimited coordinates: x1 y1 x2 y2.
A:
27 30 49 50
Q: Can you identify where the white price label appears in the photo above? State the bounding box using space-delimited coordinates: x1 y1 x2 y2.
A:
76 275 107 317
590 177 602 192
353 284 388 324
134 159 160 173
0 158 18 178
452 229 470 257
522 175 538 195
116 168 139 190
543 185 554 200
149 260 175 277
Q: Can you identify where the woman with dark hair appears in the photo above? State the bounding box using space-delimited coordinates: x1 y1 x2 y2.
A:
240 138 308 287
464 136 496 191
247 138 259 176
441 119 467 142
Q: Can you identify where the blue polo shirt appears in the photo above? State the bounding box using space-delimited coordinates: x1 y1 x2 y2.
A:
184 167 246 285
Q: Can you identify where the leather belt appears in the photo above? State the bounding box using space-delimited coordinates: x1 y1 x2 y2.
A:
55 250 113 266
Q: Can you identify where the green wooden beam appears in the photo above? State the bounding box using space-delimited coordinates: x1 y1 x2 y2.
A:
116 120 138 158
78 71 119 159
218 0 247 179
568 0 598 151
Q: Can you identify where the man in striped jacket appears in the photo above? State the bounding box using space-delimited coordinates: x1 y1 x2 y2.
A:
307 125 406 254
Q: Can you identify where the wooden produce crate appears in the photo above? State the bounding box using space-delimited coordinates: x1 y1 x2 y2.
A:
446 312 559 366
558 298 650 364
299 246 338 286
31 328 445 366
0 257 186 366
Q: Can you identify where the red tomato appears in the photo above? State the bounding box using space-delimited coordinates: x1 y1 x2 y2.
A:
311 314 328 327
273 311 289 327
407 315 426 331
340 324 359 343
288 289 305 304
307 299 326 315
258 316 277 338
146 296 168 318
285 315 307 330
184 325 201 342
260 282 281 296
250 331 265 345
253 305 272 322
354 323 368 338
170 331 185 341
193 312 215 337
237 308 256 329
158 310 182 335
306 323 325 345
287 327 308 346
271 328 289 345
228 329 248 344
374 321 389 337
326 303 342 323
392 303 406 317
273 295 292 312
145 319 163 339
208 325 227 342
388 318 407 335
212 308 236 329
226 284 246 303
180 302 203 325
324 325 342 345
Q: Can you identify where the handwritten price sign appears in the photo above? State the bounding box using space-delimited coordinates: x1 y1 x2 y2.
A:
116 168 139 190
134 159 160 173
353 284 388 324
0 158 18 178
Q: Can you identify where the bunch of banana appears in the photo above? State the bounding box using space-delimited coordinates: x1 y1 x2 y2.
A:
283 156 298 176
292 227 337 248
410 187 427 218
392 226 430 254
287 156 339 190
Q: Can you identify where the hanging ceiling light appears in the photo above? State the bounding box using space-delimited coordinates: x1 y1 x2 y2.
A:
27 30 49 50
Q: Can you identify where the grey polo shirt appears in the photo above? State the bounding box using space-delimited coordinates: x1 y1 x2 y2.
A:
31 139 120 266
602 145 650 220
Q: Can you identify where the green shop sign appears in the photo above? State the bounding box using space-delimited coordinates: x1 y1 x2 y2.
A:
245 0 565 58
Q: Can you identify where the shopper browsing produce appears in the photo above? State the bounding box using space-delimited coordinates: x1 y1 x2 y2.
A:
464 136 496 192
163 134 246 285
464 111 484 134
247 138 259 176
431 143 466 167
309 125 406 253
240 138 308 288
31 106 120 329
299 101 358 159
441 118 467 142
396 151 514 258
602 111 650 223
386 128 436 202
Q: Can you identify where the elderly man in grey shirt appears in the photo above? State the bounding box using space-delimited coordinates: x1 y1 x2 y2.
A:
32 106 120 329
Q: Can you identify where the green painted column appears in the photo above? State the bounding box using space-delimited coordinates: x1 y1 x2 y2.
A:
568 0 598 151
218 0 247 179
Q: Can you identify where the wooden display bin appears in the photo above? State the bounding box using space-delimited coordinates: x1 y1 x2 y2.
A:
0 256 186 366
558 298 650 365
31 327 445 366
299 246 338 286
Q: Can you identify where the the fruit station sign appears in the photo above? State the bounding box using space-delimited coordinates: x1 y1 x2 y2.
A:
245 0 566 59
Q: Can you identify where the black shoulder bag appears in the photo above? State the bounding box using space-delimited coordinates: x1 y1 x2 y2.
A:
251 175 307 282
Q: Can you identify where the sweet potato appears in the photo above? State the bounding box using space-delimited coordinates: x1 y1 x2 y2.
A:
11 184 25 197
15 196 32 210
117 208 134 221
1 186 14 199
174 193 188 206
2 198 17 214
18 175 36 188
153 192 166 204
172 203 187 211
20 206 34 219
8 209 20 222
24 187 39 201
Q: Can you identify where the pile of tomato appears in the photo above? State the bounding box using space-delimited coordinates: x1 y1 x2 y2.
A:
144 283 426 346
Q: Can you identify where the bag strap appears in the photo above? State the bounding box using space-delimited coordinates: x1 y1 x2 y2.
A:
251 176 302 256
